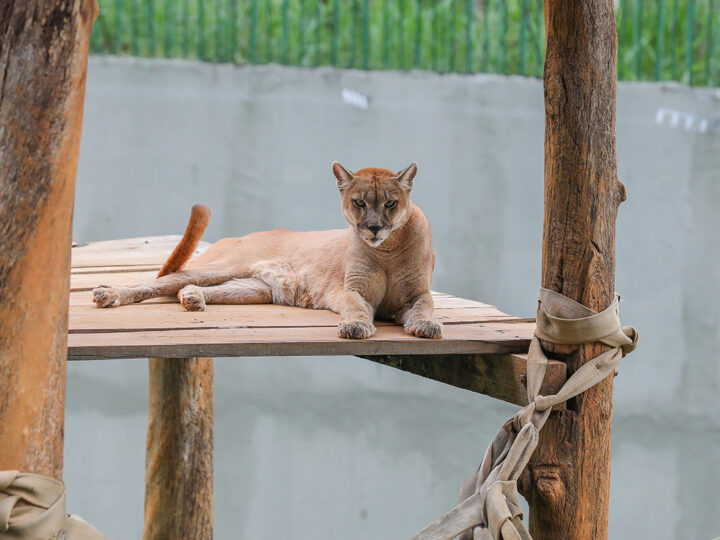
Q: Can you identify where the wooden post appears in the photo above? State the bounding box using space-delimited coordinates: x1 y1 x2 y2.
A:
518 2 626 538
144 357 214 540
0 0 97 479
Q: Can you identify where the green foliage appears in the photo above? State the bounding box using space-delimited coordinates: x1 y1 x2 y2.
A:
90 0 719 86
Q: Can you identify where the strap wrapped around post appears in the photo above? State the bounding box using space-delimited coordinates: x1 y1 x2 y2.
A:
0 471 109 539
411 289 638 540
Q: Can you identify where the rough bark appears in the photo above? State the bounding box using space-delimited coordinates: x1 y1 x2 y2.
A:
0 0 97 479
144 357 214 540
518 2 626 538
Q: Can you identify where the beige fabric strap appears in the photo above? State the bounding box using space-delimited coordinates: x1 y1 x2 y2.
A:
0 471 109 539
535 289 638 355
411 289 638 540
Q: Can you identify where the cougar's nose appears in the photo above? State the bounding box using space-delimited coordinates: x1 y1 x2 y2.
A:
368 225 382 236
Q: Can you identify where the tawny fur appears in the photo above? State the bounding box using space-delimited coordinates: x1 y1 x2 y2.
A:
93 162 442 339
157 204 211 277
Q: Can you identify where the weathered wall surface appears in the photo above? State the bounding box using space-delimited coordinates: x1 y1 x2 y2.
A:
65 57 720 539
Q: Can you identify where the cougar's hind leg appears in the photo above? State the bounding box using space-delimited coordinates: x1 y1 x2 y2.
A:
177 278 273 311
93 269 237 308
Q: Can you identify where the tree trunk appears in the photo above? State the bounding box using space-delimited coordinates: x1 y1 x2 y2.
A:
0 0 97 479
144 357 214 540
519 2 626 538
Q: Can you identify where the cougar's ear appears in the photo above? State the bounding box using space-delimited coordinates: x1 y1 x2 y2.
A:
332 161 355 190
395 162 418 191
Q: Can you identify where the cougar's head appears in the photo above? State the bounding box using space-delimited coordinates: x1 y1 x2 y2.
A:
332 161 417 247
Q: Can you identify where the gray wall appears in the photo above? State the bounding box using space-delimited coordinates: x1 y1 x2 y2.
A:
67 57 720 539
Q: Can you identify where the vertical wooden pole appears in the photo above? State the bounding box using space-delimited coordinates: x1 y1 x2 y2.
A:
519 1 626 538
0 0 97 479
144 357 214 540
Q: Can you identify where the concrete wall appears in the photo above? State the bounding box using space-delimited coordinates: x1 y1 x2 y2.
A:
66 57 720 539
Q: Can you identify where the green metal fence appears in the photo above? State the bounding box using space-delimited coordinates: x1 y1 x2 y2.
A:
90 0 720 86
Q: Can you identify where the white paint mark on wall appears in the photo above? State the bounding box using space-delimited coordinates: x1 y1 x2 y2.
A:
342 88 370 110
655 107 718 133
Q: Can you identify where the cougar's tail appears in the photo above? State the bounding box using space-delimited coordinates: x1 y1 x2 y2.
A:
157 204 211 277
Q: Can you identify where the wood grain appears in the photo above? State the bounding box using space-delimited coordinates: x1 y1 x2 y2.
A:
71 235 209 267
68 302 518 332
71 264 163 274
68 289 504 311
68 322 535 360
0 0 97 479
144 357 214 540
71 270 161 291
521 2 625 538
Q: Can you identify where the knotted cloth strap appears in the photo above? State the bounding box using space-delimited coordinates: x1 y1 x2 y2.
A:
535 289 638 355
0 471 109 539
411 289 638 540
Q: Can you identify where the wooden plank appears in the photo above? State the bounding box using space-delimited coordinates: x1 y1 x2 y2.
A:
359 354 566 407
67 322 534 360
69 287 508 312
70 289 484 307
71 291 163 306
71 264 162 274
68 301 522 332
71 270 159 291
71 236 209 267
70 302 346 331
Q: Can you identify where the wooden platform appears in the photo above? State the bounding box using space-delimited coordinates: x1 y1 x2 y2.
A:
69 236 564 405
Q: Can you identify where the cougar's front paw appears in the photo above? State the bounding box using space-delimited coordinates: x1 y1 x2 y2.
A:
338 320 376 339
93 285 121 308
406 319 443 339
178 285 206 311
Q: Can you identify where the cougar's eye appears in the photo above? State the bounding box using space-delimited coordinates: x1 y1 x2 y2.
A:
353 199 366 208
385 200 397 209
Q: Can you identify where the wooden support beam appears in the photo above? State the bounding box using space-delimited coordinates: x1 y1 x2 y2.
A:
519 1 626 538
144 357 214 540
359 354 566 407
0 0 97 478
